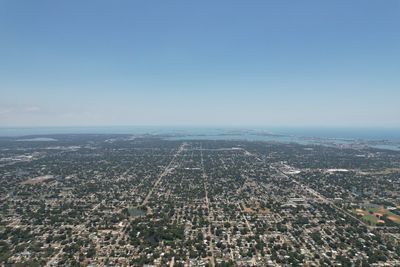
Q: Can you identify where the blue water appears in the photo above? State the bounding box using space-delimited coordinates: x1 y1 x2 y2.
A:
266 127 400 141
0 126 399 150
0 126 167 136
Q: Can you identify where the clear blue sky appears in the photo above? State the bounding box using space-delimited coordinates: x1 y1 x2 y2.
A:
1 0 399 127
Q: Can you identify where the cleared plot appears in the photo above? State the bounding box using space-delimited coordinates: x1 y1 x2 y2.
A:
20 175 54 185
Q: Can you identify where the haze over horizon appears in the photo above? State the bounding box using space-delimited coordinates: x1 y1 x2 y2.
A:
1 1 400 128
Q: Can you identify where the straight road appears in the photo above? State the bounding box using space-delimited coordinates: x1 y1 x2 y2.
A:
142 143 186 206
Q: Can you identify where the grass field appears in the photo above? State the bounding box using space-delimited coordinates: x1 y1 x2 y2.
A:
352 206 400 226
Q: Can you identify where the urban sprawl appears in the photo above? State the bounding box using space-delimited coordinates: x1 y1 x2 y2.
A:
0 135 400 266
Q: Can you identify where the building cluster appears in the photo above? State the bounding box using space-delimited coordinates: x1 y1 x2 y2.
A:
0 135 399 266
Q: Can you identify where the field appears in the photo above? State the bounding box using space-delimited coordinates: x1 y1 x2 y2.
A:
352 206 400 226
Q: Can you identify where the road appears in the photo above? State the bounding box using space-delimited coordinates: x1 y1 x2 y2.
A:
142 143 186 206
242 148 376 229
273 166 373 227
200 147 215 267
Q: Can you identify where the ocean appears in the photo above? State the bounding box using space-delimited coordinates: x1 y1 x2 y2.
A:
0 126 399 150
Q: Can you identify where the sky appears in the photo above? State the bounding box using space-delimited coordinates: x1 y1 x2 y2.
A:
0 0 399 128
